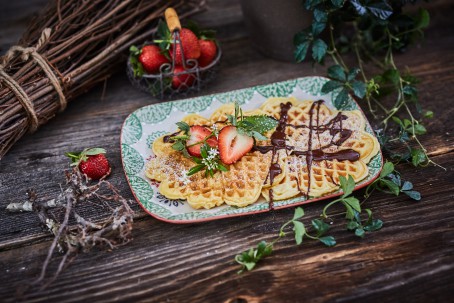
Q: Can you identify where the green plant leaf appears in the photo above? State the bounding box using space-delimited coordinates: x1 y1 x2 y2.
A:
380 179 400 195
321 80 343 94
409 124 427 135
313 8 328 22
423 110 433 118
380 161 394 178
312 39 328 62
347 220 360 230
333 88 349 109
294 32 311 63
311 219 330 235
403 190 421 201
411 148 427 166
347 68 360 81
343 197 361 212
401 181 413 191
293 221 306 245
319 236 336 247
339 175 355 197
312 22 326 36
416 8 430 29
364 219 383 231
383 69 400 86
351 80 366 98
355 227 365 238
187 164 206 176
330 0 344 8
293 207 305 220
327 65 346 81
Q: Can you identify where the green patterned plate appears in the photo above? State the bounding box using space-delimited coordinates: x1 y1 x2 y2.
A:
121 76 383 223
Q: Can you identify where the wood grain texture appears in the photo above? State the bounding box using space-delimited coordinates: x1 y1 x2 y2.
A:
0 0 453 302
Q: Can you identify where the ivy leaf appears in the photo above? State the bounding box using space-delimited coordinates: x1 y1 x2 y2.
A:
327 65 346 81
313 9 328 22
319 236 336 247
366 1 393 20
347 220 360 230
312 39 328 63
411 148 427 166
403 190 421 201
347 68 360 81
293 221 306 245
321 80 343 94
351 80 366 98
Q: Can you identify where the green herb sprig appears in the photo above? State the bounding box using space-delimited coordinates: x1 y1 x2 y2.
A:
187 143 228 177
227 102 278 141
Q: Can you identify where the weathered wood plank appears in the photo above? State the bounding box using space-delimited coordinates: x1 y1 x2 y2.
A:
0 151 452 302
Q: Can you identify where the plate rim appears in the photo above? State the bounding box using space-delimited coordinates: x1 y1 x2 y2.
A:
120 76 384 224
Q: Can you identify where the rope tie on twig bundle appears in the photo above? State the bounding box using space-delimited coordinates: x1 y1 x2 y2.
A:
0 28 67 133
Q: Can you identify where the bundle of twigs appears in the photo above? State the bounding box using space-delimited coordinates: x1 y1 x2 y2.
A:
0 0 204 159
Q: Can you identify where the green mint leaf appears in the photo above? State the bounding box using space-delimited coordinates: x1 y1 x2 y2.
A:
379 179 400 196
416 8 430 29
403 190 421 201
339 175 355 197
355 228 365 238
311 219 330 236
321 80 343 94
293 221 306 245
364 219 383 232
401 181 413 191
293 207 305 220
251 131 268 141
328 65 346 82
319 236 336 247
343 197 361 213
351 80 366 98
411 148 427 166
187 164 206 176
312 38 327 62
333 88 349 109
240 115 278 134
176 121 190 134
380 161 394 178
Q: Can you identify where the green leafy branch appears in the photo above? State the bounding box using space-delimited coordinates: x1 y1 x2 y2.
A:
294 0 442 169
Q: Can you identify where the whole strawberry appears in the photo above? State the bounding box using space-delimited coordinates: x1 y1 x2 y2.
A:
170 28 201 65
139 45 169 74
172 65 195 89
198 39 217 67
65 148 111 180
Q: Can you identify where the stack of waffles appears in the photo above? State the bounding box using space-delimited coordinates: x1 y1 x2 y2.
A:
146 97 380 209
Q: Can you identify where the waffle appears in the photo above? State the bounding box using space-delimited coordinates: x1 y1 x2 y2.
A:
146 97 379 209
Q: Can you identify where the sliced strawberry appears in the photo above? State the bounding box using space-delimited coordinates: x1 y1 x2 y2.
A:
218 126 253 164
186 125 217 157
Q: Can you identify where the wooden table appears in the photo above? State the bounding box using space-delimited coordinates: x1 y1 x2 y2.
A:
1 1 453 302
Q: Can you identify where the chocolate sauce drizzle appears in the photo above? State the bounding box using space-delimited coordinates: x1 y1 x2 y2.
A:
253 101 360 209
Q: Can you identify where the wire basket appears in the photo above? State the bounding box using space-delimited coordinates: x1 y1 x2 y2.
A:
127 8 221 100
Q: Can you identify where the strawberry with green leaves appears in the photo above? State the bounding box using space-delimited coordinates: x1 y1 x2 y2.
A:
65 148 111 180
218 103 278 164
